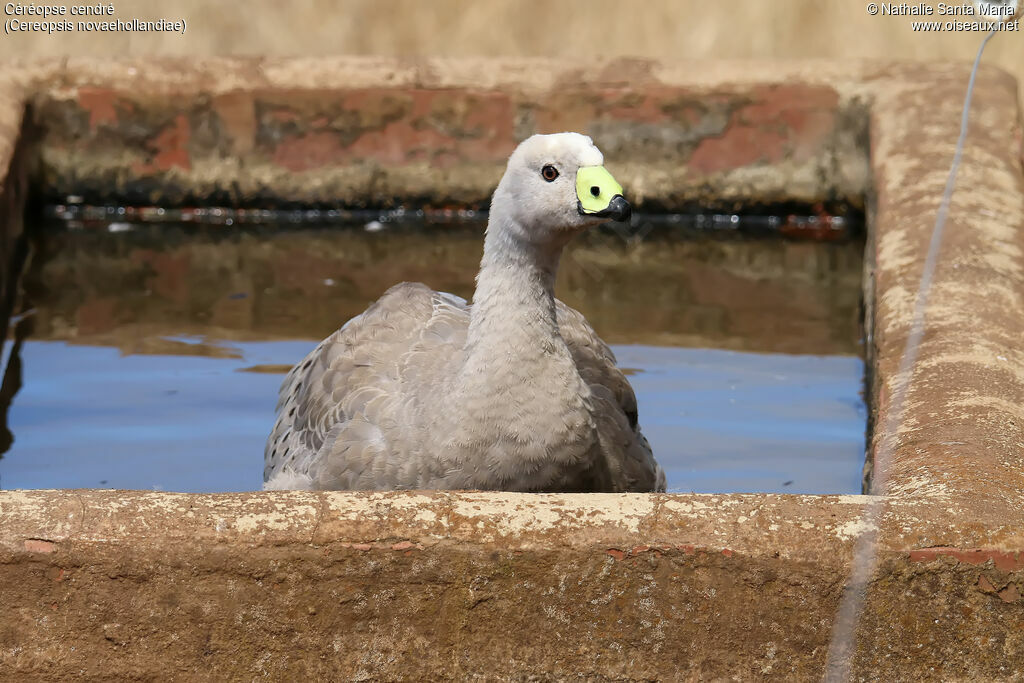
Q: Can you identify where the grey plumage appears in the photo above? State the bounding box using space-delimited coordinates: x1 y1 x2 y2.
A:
264 133 665 493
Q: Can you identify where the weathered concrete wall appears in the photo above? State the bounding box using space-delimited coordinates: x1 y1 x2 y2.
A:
0 490 865 680
0 92 31 345
20 58 870 208
0 59 1022 681
1 490 1022 681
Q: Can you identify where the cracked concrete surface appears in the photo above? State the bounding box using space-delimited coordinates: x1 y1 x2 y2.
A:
0 58 1022 680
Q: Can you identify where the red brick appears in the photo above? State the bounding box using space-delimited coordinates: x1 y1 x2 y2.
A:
212 92 256 156
24 539 56 554
909 547 1024 571
77 88 119 129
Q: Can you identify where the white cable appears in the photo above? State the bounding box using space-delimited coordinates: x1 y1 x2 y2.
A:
823 15 1015 681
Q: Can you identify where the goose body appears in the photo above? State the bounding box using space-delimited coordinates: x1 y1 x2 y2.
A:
264 133 665 492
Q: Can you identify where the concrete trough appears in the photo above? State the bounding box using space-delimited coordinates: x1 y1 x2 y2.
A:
0 58 1022 680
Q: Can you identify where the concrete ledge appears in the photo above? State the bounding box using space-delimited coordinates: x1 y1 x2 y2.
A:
0 58 1022 680
1 490 1021 680
17 57 871 208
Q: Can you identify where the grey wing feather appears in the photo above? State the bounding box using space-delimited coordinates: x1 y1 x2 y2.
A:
264 282 468 489
555 300 667 492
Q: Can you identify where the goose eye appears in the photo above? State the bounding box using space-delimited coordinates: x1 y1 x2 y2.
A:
541 165 559 182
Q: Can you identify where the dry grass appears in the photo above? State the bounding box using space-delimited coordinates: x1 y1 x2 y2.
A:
0 10 1018 678
2 1 1021 98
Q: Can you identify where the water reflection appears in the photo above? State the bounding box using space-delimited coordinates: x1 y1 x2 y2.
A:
25 222 863 354
0 221 866 493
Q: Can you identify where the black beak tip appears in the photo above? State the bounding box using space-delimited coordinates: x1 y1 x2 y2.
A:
609 194 632 222
577 194 632 222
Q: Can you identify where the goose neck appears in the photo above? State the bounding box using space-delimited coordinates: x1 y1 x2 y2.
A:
467 218 563 347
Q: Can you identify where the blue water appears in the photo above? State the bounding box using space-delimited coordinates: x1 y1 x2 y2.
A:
0 340 864 494
615 346 865 494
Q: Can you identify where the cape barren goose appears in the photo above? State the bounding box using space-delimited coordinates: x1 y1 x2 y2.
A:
264 132 666 492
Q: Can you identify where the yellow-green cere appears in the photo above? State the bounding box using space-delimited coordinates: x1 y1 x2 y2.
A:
576 166 624 214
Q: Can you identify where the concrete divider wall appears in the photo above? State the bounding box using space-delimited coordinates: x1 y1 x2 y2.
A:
0 59 1022 680
18 57 869 209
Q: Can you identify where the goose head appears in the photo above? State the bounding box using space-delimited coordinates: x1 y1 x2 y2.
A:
491 132 631 246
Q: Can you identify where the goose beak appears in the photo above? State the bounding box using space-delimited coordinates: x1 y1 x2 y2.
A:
576 166 631 222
